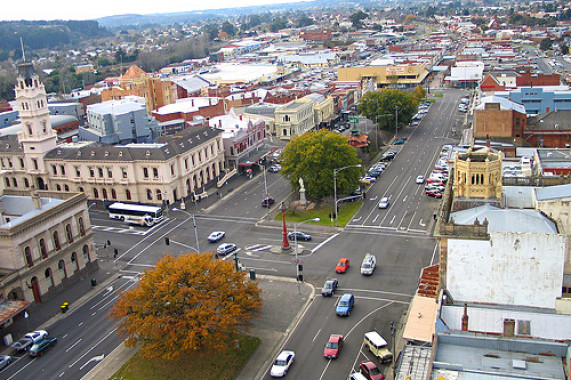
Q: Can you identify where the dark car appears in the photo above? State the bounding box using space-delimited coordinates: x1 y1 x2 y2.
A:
28 337 57 358
288 231 311 241
261 196 275 207
321 278 338 297
10 337 33 352
393 138 406 145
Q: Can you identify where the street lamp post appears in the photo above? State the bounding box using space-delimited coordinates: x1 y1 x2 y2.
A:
293 217 320 294
172 207 200 254
279 201 290 251
333 164 362 227
390 320 396 378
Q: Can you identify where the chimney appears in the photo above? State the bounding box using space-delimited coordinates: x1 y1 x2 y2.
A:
209 98 212 106
240 115 242 121
503 318 515 337
31 187 42 210
461 303 469 331
486 134 491 148
191 99 194 107
219 120 222 127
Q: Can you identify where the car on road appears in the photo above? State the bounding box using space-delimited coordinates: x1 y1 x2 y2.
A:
321 278 338 297
25 330 48 343
426 190 443 198
361 176 377 184
0 355 12 370
270 350 295 377
268 164 282 173
360 361 385 380
288 231 312 241
393 138 406 145
409 121 419 127
426 177 444 184
335 258 350 273
28 337 57 358
335 293 355 316
10 337 33 352
416 175 425 184
216 243 237 258
207 231 225 243
261 196 275 207
323 334 344 359
378 197 390 209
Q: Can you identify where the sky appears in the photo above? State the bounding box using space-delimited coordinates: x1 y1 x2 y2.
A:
1 0 309 21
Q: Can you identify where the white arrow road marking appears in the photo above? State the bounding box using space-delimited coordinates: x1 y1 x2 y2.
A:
419 219 426 227
80 354 105 370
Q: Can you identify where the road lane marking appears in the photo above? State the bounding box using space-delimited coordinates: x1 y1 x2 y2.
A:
66 338 83 353
80 354 105 370
312 234 338 253
312 328 321 342
68 328 117 369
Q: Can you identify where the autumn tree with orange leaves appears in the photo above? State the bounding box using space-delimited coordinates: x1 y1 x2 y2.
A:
110 253 262 360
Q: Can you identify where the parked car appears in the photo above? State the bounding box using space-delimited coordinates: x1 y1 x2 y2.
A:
25 330 48 343
335 258 350 273
28 337 57 358
426 177 444 184
426 190 443 198
378 197 390 209
10 337 33 352
335 293 355 316
415 175 425 184
270 350 295 377
362 176 377 183
268 164 282 173
360 361 385 380
393 138 406 145
0 355 12 370
288 231 312 241
207 231 225 243
261 196 275 207
321 278 339 297
323 334 344 359
216 243 237 258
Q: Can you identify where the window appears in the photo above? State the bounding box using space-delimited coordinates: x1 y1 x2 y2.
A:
143 167 149 178
32 159 38 170
45 268 54 289
41 120 47 133
170 164 175 176
156 189 162 201
19 158 24 169
56 184 61 191
89 168 95 177
98 168 104 178
12 178 17 187
39 238 48 258
102 188 108 199
111 189 117 199
153 168 159 178
53 231 61 251
52 165 57 175
24 178 29 187
83 245 90 263
60 165 66 175
184 158 188 170
517 320 531 335
122 168 127 178
78 217 85 236
75 167 81 177
65 224 73 243
146 189 153 200
24 246 34 268
126 189 132 200
93 188 99 198
71 252 79 272
58 260 67 281
4 178 9 187
64 185 69 191
107 168 113 178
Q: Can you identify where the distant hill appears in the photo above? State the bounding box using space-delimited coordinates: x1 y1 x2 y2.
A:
0 20 112 51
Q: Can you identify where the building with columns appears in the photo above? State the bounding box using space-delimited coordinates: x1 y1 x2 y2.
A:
0 62 225 206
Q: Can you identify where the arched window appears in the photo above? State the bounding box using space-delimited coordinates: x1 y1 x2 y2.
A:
64 185 70 191
111 189 117 199
24 246 33 268
125 189 132 200
24 178 29 187
146 189 153 201
4 178 10 187
53 231 61 251
102 188 108 199
156 189 162 201
39 238 48 259
93 188 99 198
45 268 54 289
58 259 67 281
65 224 73 243
79 187 84 193
56 184 62 191
71 252 79 272
82 245 90 264
78 217 85 236
12 178 17 187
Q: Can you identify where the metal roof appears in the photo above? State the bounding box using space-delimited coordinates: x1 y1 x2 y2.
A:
535 183 571 201
449 204 557 234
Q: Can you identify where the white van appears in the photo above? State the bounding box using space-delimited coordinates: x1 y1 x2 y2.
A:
360 253 376 275
348 372 368 380
363 331 393 364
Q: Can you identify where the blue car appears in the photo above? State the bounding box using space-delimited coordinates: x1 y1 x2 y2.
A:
335 293 355 317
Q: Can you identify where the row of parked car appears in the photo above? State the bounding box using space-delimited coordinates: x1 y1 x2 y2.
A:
418 145 452 198
458 96 470 113
410 100 432 126
361 151 396 185
2 329 58 368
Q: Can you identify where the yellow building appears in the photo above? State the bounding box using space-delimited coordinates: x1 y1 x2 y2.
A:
274 99 315 140
101 65 175 113
452 147 503 200
303 93 335 128
337 64 429 89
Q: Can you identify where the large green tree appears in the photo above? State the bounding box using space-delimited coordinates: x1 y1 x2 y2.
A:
358 89 420 132
110 253 262 360
281 129 361 200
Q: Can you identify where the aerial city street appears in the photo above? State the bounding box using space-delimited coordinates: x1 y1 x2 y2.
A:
0 1 570 379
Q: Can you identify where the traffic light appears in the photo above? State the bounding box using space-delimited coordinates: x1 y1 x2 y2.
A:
165 237 170 245
298 264 303 272
297 274 303 282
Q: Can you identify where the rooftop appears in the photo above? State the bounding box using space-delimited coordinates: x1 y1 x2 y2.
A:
0 195 64 228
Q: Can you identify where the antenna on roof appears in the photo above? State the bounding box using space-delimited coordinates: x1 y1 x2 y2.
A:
20 37 26 62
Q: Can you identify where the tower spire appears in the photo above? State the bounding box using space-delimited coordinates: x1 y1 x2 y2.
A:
20 37 26 62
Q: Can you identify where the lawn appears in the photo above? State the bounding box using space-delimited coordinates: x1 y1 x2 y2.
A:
112 335 259 380
274 201 362 227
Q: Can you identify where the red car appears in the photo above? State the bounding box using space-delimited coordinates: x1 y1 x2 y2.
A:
426 190 443 198
335 258 350 273
426 177 444 184
323 334 344 359
360 361 385 380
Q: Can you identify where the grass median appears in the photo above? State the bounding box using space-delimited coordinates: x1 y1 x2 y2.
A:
111 335 259 380
274 201 362 227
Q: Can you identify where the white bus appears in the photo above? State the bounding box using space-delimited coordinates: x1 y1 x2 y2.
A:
108 202 163 226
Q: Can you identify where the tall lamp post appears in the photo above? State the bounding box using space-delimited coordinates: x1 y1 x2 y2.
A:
279 201 290 251
293 217 320 294
171 207 200 254
333 164 362 227
390 320 396 378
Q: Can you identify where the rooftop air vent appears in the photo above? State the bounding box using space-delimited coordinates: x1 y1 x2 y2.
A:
512 360 527 370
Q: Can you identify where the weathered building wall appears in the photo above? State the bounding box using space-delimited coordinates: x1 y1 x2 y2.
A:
447 232 565 309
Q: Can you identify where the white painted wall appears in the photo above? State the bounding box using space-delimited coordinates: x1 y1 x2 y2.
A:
447 231 565 309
